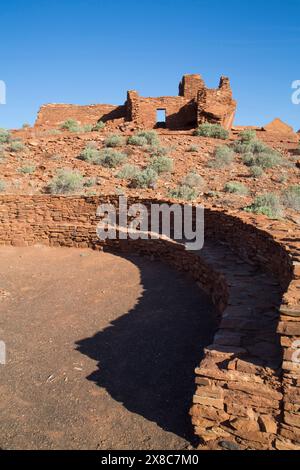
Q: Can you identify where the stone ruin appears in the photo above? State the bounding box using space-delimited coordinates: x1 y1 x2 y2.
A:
35 74 237 131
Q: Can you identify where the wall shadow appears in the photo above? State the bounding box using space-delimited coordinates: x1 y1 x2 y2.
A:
76 253 217 443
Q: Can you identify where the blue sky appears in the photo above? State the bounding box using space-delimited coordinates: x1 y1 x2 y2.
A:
0 0 299 129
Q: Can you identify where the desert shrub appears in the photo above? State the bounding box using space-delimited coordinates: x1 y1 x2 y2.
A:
136 130 159 146
79 142 101 163
194 123 229 140
209 145 234 168
255 151 282 169
81 124 93 132
234 134 283 170
83 177 97 188
22 123 31 129
104 134 125 148
169 185 198 201
278 174 288 184
233 138 267 154
187 145 199 152
149 146 169 158
250 165 264 178
95 148 127 168
92 121 105 131
149 155 173 175
117 164 140 180
18 163 36 174
182 171 205 191
60 119 81 132
127 135 148 147
0 180 6 192
242 150 282 169
130 168 158 189
9 139 26 152
47 169 84 194
0 129 11 143
282 185 300 211
224 181 249 195
245 193 284 219
242 152 256 166
237 129 257 143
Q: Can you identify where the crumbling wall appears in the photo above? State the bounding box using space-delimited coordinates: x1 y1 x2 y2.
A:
197 77 237 130
179 74 205 100
34 73 237 131
35 103 126 129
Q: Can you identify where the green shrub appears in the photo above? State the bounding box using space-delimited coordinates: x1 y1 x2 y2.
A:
135 130 159 146
130 168 158 189
22 123 31 129
209 145 234 168
194 123 229 140
234 134 283 171
127 135 148 147
117 164 140 180
169 185 198 201
79 143 101 163
282 185 300 212
18 163 36 174
182 171 205 191
149 146 169 158
224 181 249 195
60 119 81 132
47 169 84 194
95 148 127 168
0 180 6 192
242 149 282 169
104 134 125 148
9 139 26 152
82 124 93 132
92 121 105 131
83 177 97 188
245 193 284 219
255 151 282 169
250 165 264 178
0 129 11 143
149 155 173 175
237 129 257 143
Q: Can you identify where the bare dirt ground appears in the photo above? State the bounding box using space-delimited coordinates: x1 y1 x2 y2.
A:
0 246 216 450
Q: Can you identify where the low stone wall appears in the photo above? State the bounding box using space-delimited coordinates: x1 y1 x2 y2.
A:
35 103 126 129
0 195 299 450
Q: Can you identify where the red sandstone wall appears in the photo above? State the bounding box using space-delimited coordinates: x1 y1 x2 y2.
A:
126 93 197 129
197 77 237 130
0 195 299 450
35 103 126 129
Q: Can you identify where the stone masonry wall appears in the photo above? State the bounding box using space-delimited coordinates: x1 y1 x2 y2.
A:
34 73 236 131
0 195 299 450
126 92 197 129
35 103 126 129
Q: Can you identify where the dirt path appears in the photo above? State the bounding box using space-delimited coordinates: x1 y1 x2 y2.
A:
0 246 216 450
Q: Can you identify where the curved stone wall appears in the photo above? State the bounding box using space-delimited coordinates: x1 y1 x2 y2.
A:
0 195 299 450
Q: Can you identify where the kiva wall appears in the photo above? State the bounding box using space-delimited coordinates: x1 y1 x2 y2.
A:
0 195 299 450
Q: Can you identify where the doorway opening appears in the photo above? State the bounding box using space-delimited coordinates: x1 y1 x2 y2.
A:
156 109 166 128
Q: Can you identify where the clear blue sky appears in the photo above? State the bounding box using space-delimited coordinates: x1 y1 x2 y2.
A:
0 0 299 130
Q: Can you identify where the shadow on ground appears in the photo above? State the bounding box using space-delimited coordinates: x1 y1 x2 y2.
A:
76 253 217 443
